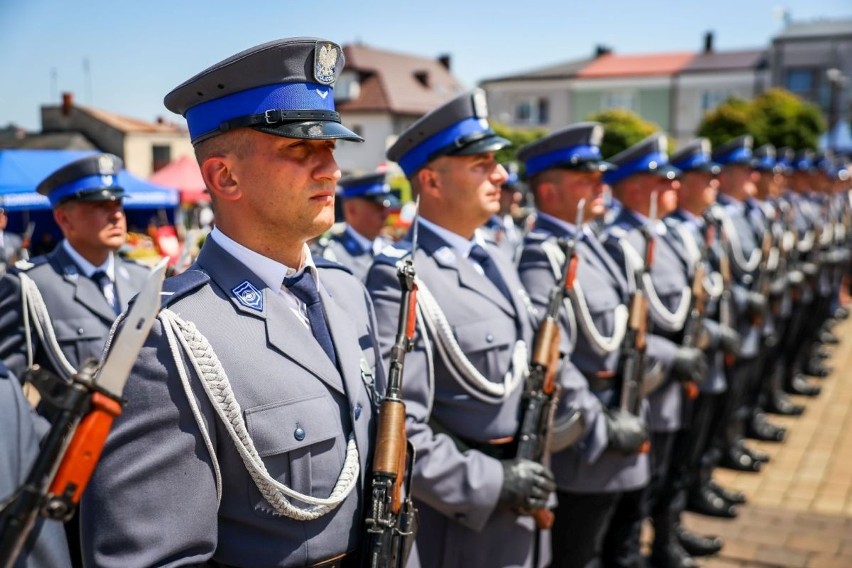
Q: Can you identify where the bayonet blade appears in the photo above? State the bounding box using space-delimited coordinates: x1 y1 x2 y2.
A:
95 258 167 396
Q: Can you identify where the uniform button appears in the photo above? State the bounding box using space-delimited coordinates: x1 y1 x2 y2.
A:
354 404 362 420
294 426 306 441
77 328 85 335
486 334 494 343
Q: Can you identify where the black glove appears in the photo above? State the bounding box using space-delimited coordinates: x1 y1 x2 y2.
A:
604 407 648 455
672 346 709 384
499 458 556 511
745 291 767 319
718 324 741 356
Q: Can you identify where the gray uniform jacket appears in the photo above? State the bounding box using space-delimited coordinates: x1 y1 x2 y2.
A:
0 362 72 568
602 209 685 433
315 227 374 282
80 238 382 567
715 195 763 358
366 223 544 568
481 214 524 264
518 215 650 493
1 231 23 266
665 211 727 395
0 243 150 380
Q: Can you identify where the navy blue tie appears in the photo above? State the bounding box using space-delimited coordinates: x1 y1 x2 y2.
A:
283 271 337 366
468 244 513 304
91 270 120 315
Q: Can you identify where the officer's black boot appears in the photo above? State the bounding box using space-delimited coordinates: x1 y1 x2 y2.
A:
785 372 821 397
708 479 747 504
649 539 698 568
676 524 723 557
687 483 739 518
746 410 786 442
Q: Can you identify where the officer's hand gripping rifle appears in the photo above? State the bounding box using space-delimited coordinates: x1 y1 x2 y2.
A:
0 259 167 568
364 207 419 568
514 200 584 530
617 192 657 429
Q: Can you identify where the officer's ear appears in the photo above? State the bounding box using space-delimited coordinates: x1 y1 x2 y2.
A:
201 154 241 202
415 166 442 198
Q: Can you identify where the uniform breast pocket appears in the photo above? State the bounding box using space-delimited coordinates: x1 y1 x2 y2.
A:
244 393 345 517
452 316 514 379
52 317 104 366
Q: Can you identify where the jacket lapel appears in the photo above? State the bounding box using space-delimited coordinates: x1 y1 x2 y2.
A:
52 246 116 322
417 224 515 316
196 239 345 395
114 258 139 312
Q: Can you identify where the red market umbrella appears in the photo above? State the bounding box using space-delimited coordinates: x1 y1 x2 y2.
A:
149 155 209 204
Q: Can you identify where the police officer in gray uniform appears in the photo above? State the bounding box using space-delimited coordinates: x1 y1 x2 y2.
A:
601 134 709 568
515 123 653 568
0 205 24 267
0 361 72 568
314 171 399 281
81 38 383 567
711 136 774 473
367 89 557 568
0 154 150 384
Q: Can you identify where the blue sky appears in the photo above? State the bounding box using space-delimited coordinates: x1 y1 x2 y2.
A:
1 0 850 131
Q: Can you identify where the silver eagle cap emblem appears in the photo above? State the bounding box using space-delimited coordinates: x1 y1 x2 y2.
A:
314 43 339 86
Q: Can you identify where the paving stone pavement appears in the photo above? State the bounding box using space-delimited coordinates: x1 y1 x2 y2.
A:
679 316 852 567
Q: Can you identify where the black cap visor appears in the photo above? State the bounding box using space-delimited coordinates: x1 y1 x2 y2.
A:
650 163 681 180
254 120 364 142
356 192 401 209
58 187 126 206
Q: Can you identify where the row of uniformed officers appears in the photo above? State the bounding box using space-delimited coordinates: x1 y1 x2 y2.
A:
1 37 849 568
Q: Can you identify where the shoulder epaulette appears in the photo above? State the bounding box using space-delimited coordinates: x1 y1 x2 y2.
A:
373 241 412 266
160 269 210 308
13 256 48 272
314 256 354 275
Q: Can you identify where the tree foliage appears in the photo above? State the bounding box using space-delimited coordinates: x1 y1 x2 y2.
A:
697 88 825 150
585 109 660 158
491 122 548 172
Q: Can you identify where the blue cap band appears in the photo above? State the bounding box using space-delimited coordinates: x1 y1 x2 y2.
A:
715 146 751 166
604 151 670 186
49 174 122 206
185 82 335 142
397 116 491 177
753 155 776 171
672 153 711 172
342 181 390 199
524 144 602 177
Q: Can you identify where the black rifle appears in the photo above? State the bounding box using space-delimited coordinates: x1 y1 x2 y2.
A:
680 220 715 401
363 218 419 568
514 202 583 529
715 214 738 368
617 192 657 424
0 261 165 568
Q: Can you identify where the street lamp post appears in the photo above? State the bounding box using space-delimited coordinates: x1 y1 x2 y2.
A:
826 68 847 153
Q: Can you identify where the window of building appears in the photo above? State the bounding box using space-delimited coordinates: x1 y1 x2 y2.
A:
152 145 171 172
334 71 361 102
601 90 637 112
701 90 731 113
514 98 549 125
785 69 815 95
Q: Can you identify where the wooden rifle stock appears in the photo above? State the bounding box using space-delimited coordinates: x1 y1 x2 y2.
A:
364 257 418 568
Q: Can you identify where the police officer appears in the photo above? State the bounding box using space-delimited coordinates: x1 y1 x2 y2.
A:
0 205 24 267
601 134 709 568
81 38 383 567
367 89 556 568
0 361 72 568
711 135 775 473
481 170 526 262
314 171 399 281
664 140 741 548
0 154 150 383
515 123 651 568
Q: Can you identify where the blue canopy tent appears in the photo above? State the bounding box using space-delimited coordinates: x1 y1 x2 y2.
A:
0 149 179 247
